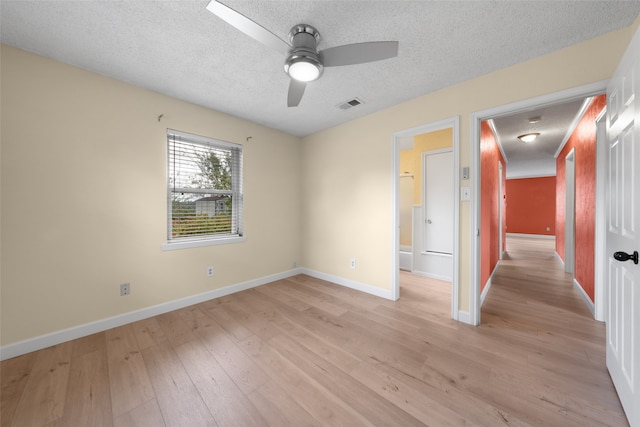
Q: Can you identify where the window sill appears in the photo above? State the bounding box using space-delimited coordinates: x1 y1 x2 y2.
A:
161 236 246 251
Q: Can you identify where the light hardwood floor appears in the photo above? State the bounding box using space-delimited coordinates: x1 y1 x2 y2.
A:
1 237 627 426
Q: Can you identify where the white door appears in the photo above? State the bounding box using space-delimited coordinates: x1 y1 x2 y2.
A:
424 149 453 254
606 25 640 427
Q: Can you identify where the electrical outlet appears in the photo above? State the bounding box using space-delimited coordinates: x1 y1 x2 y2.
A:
292 260 297 268
120 283 130 296
206 266 214 277
350 258 356 269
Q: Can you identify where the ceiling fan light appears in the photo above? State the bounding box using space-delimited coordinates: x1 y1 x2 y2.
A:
517 132 540 143
286 58 322 82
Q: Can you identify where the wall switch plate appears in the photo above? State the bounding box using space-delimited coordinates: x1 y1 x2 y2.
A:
462 166 470 180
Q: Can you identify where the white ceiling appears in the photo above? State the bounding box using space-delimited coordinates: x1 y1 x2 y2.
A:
1 1 639 138
491 98 589 179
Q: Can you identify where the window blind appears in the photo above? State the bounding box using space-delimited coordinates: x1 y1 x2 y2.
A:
167 129 243 242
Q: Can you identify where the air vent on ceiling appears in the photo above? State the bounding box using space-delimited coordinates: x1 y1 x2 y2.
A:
338 98 363 110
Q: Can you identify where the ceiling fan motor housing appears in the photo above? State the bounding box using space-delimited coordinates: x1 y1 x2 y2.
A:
284 24 323 81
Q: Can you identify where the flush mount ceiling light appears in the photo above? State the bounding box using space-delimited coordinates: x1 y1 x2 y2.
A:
517 132 540 143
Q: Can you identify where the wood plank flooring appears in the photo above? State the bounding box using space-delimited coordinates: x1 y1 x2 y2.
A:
1 237 628 426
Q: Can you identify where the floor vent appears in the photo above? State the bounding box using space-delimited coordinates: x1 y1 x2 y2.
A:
338 98 363 110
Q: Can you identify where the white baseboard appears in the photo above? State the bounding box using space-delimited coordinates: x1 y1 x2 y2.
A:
410 270 451 282
554 251 565 267
573 277 595 317
457 310 471 324
0 268 303 361
399 250 413 272
507 233 555 240
480 278 492 307
480 260 500 307
300 268 395 300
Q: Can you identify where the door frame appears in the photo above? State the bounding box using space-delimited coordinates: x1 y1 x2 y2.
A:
565 148 576 274
391 116 460 320
469 81 607 325
498 161 504 259
594 109 607 321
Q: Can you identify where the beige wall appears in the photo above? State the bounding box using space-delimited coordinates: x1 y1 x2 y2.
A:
301 25 636 311
0 45 301 346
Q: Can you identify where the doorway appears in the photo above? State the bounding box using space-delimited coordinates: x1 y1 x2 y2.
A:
470 81 607 325
392 116 460 320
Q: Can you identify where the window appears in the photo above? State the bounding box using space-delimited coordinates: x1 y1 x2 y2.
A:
164 129 243 249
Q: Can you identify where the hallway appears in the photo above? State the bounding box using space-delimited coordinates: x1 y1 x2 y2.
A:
479 236 626 426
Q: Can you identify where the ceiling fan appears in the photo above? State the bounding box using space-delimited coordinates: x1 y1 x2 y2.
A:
206 0 399 107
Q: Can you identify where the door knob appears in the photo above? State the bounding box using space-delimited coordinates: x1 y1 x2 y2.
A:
427 219 432 224
613 250 639 265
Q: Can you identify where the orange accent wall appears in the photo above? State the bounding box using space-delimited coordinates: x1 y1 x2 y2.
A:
506 177 556 235
480 121 506 292
556 94 606 302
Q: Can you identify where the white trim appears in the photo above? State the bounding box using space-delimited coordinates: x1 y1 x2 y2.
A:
554 251 565 267
506 173 556 180
480 260 500 306
411 270 451 282
573 277 596 317
457 310 471 324
564 148 576 274
593 111 606 322
162 236 246 251
0 268 301 361
470 80 607 326
553 97 593 159
506 233 555 240
487 119 508 164
301 268 395 300
391 116 460 320
498 161 504 259
391 133 401 301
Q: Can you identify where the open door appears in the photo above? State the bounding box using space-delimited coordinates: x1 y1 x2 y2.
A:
605 24 640 427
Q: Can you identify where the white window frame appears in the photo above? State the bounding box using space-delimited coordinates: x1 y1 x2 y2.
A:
161 129 245 251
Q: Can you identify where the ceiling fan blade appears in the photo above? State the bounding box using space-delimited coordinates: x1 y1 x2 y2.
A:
320 41 399 67
287 79 306 107
206 0 290 55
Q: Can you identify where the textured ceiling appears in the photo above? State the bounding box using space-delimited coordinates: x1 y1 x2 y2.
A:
1 1 639 137
490 98 589 179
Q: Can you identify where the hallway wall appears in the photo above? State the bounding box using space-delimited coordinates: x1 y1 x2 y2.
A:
506 177 556 236
556 94 607 301
480 121 506 291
